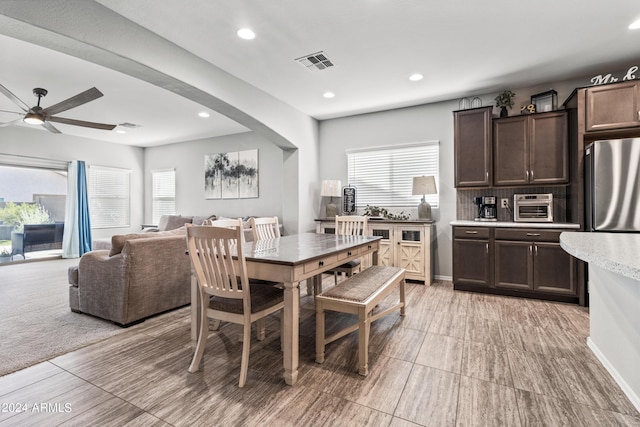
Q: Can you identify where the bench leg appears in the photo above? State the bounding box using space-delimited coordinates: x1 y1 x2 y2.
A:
315 302 326 364
358 306 370 376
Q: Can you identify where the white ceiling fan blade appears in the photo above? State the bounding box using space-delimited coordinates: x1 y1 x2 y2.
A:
0 83 30 112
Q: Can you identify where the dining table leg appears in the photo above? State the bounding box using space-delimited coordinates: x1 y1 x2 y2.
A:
190 273 199 341
282 280 300 385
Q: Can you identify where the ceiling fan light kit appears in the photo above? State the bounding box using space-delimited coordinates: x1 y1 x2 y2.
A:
23 112 44 125
0 83 116 133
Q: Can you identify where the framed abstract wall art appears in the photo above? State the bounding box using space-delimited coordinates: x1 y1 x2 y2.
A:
204 149 258 199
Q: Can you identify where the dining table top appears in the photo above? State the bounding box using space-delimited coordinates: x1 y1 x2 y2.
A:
243 232 381 266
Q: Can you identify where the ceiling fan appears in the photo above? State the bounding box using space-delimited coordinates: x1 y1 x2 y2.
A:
0 84 116 134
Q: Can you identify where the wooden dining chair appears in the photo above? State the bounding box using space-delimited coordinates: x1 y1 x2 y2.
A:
328 215 369 285
186 222 284 387
250 216 281 241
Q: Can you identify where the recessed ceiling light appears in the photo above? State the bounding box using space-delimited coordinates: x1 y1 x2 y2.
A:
237 28 256 40
323 92 335 99
629 18 640 29
198 111 210 118
116 130 126 134
409 73 424 81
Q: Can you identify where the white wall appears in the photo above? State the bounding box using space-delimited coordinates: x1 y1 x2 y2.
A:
143 131 285 225
319 100 461 279
318 76 590 278
0 126 144 240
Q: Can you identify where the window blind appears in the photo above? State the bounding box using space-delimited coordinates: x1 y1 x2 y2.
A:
88 165 131 228
346 141 439 209
151 169 176 224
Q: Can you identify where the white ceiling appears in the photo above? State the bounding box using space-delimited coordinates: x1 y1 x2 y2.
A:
1 0 640 147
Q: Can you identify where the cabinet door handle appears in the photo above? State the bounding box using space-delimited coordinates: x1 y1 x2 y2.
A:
486 171 489 181
529 245 532 255
534 244 538 256
486 243 489 254
465 231 478 234
318 260 324 267
347 251 352 256
525 170 530 181
526 233 541 236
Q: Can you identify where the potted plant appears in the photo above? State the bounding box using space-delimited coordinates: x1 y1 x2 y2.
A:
0 247 11 262
495 89 515 117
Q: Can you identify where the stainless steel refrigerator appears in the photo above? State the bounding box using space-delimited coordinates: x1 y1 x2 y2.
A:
585 138 640 232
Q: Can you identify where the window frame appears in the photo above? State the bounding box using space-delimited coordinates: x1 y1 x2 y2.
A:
151 168 176 224
346 141 439 210
88 165 131 229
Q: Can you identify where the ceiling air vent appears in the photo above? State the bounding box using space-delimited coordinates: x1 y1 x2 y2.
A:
295 51 334 71
118 122 142 128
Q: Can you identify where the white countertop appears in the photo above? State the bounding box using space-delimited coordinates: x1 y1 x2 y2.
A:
560 232 640 281
450 220 580 229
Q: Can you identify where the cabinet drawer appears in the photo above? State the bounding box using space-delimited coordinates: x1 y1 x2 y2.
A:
454 227 490 239
359 241 378 255
337 248 358 261
303 254 338 274
494 228 564 242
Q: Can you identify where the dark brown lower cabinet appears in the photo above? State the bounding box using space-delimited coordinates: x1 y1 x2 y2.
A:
453 238 492 287
453 226 578 303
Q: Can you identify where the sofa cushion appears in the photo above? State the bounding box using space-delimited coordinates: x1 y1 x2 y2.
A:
158 215 192 231
192 214 217 226
109 227 186 256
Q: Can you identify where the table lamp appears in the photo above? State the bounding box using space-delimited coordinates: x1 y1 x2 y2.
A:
412 176 437 220
321 180 342 217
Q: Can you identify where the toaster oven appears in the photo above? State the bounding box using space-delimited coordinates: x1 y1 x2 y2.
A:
514 194 553 222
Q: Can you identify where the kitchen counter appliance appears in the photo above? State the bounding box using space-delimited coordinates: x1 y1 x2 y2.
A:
514 193 553 222
473 196 497 221
586 139 640 232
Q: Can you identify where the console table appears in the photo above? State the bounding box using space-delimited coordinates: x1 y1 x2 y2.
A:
315 218 434 284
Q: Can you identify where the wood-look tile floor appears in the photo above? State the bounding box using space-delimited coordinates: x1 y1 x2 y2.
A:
1 277 639 426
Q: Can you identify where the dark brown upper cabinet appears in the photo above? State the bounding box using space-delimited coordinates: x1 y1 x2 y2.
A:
454 106 492 187
493 111 568 186
585 81 640 132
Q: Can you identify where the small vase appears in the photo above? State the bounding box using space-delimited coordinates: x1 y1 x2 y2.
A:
500 107 508 118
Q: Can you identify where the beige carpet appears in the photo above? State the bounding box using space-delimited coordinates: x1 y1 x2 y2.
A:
0 257 127 376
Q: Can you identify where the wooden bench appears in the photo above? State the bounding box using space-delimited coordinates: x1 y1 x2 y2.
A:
315 265 406 376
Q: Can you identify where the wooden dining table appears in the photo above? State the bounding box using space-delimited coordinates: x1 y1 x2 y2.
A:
190 232 381 385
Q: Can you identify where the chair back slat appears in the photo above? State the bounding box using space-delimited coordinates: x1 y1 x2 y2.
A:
250 216 281 241
186 222 249 300
335 215 369 236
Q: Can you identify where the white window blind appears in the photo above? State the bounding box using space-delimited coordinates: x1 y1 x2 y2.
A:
88 165 131 228
151 169 176 224
346 141 439 209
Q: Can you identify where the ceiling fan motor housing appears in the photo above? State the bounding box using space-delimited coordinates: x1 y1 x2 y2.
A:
33 88 48 98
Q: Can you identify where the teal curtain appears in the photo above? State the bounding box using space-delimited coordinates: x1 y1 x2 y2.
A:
77 161 92 255
63 160 92 258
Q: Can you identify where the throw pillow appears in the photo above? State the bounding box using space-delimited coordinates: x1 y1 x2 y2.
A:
159 215 192 231
108 226 186 256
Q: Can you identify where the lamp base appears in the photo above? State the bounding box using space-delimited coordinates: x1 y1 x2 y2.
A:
418 198 432 220
326 202 338 218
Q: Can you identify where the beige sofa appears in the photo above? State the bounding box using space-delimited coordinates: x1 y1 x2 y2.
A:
68 227 191 326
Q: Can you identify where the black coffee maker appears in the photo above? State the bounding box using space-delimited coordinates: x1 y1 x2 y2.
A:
473 196 497 221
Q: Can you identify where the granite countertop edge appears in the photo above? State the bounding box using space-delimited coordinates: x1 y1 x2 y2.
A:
560 232 640 281
449 220 580 229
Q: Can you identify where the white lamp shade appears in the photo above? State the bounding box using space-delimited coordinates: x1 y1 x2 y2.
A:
412 176 437 195
321 180 342 197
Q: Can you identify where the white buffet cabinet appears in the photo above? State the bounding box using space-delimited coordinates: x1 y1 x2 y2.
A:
316 219 434 284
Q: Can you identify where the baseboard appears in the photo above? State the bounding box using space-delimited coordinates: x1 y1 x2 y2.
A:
587 337 640 413
435 274 452 282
